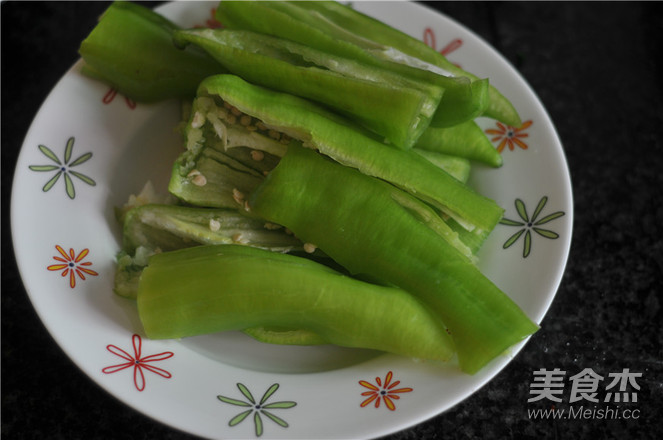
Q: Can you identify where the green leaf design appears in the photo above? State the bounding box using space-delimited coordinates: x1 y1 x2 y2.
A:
42 171 62 192
237 383 255 404
38 145 61 164
30 137 95 199
533 228 560 239
217 382 296 437
29 165 60 172
69 152 93 167
261 410 289 428
501 196 565 258
523 230 532 258
64 137 75 164
515 198 529 222
499 218 525 226
69 170 97 186
503 229 525 249
530 196 548 223
228 409 252 426
217 395 252 407
254 411 264 437
64 173 76 199
260 383 279 405
535 211 565 225
263 401 297 409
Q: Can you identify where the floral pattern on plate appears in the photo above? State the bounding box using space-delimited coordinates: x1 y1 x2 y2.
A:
46 245 99 289
217 383 297 437
29 136 96 199
102 334 174 392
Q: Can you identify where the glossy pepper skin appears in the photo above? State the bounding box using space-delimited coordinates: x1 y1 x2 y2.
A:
137 244 456 362
192 75 503 235
215 0 521 127
214 1 490 129
78 1 222 102
416 120 503 168
249 145 539 374
173 28 443 149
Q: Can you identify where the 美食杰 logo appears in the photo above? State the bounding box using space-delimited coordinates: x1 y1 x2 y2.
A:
526 368 642 421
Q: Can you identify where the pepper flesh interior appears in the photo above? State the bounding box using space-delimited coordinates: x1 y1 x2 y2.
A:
181 74 503 236
170 79 478 259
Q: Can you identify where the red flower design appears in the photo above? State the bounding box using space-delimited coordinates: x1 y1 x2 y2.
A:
205 8 223 29
359 371 413 411
102 334 174 392
47 245 99 288
102 87 136 109
486 120 533 153
193 7 223 29
423 27 463 67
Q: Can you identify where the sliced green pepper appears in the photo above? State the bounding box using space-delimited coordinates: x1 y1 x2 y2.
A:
78 1 223 102
215 0 521 127
186 74 503 234
114 203 307 299
173 28 443 149
137 244 456 362
122 204 303 254
169 145 265 209
249 145 538 374
416 120 503 168
413 149 471 183
214 1 489 128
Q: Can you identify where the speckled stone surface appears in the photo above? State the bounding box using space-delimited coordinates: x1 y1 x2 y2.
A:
2 2 662 439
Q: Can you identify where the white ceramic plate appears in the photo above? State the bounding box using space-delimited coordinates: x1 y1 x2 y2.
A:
11 2 572 439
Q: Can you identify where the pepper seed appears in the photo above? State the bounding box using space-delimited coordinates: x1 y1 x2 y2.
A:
232 188 245 205
303 243 317 253
239 114 252 126
209 219 221 232
191 111 205 128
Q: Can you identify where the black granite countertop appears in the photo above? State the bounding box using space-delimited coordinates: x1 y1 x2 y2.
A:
2 2 662 439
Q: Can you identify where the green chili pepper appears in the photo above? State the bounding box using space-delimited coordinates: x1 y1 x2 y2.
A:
169 144 266 209
78 1 222 102
216 0 521 127
213 1 489 129
137 244 456 362
184 74 502 234
122 204 303 254
249 145 538 374
114 203 308 299
416 120 503 168
413 149 471 183
173 28 444 149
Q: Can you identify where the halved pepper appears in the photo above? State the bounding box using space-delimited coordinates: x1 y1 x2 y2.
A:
215 0 521 127
179 74 503 235
137 244 456 362
122 204 303 254
114 203 308 299
213 1 490 129
249 145 539 374
78 1 223 102
173 28 444 149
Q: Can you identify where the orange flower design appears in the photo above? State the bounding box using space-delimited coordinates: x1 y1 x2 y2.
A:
486 120 533 153
359 371 413 411
47 245 99 288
